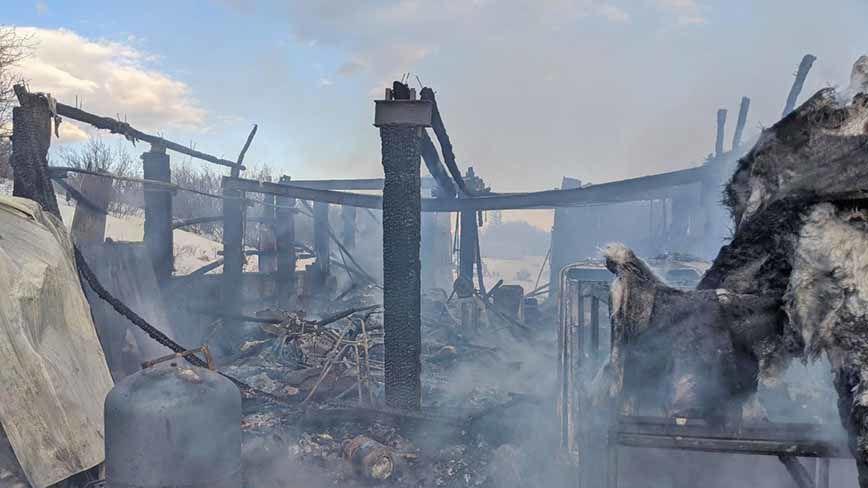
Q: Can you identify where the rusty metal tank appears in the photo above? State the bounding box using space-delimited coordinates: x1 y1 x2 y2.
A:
104 352 241 488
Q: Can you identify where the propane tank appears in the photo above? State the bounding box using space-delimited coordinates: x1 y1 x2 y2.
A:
104 350 241 488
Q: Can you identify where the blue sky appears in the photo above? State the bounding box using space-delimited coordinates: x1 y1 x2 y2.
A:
4 0 868 229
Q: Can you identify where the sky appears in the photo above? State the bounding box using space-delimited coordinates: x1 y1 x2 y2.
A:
4 0 868 229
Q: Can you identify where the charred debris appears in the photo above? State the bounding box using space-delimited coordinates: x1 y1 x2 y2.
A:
3 54 868 488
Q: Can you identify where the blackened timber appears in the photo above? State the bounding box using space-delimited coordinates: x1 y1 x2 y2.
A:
313 201 331 284
70 170 113 244
456 210 477 297
419 130 458 198
715 109 727 157
54 101 244 171
732 97 751 149
783 54 818 117
223 165 708 212
11 86 60 218
419 87 469 195
221 177 245 329
172 215 282 229
233 124 257 178
378 121 425 410
341 205 357 249
275 176 297 309
142 146 173 285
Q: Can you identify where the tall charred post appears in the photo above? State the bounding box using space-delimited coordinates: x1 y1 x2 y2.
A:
374 85 432 410
143 145 173 286
714 109 727 158
221 177 245 334
10 85 59 218
342 205 357 250
275 175 297 309
313 201 331 292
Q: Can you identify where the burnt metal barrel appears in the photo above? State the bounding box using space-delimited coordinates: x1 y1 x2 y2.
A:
104 355 241 488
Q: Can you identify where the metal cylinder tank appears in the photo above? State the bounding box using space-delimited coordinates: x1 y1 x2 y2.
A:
104 360 241 488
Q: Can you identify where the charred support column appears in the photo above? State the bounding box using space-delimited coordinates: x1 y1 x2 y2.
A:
715 109 727 158
10 86 59 218
70 171 113 244
259 194 277 273
341 205 357 250
221 177 245 329
313 201 331 291
143 145 173 286
456 208 478 298
276 176 297 309
549 177 582 297
732 97 751 150
783 54 817 117
374 92 432 410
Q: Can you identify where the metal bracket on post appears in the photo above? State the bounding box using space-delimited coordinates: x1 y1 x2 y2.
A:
374 89 432 411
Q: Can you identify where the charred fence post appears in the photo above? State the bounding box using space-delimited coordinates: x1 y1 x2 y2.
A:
259 194 277 273
275 175 297 309
70 171 113 244
10 85 60 218
715 108 727 158
374 87 432 410
783 54 817 117
341 205 357 251
221 177 245 330
549 177 582 297
313 201 331 292
143 145 173 286
732 96 751 150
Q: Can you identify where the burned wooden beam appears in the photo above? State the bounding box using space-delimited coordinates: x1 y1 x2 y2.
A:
312 201 331 291
233 124 257 178
419 87 469 195
715 108 728 157
419 130 457 198
275 175 297 309
375 90 432 411
783 54 818 117
223 165 708 212
732 96 751 150
54 101 244 171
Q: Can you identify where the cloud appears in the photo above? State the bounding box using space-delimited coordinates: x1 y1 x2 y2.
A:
337 60 368 77
56 120 89 143
652 0 706 25
14 28 206 133
597 3 631 23
35 1 48 15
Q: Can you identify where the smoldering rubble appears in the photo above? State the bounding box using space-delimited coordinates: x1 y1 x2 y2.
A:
599 56 868 485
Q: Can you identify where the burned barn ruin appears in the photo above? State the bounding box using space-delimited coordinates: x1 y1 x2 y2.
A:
2 51 868 488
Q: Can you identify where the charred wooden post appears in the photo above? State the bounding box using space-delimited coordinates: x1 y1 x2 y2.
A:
11 85 59 218
313 201 331 292
732 96 751 150
221 177 245 329
71 171 113 244
456 206 478 298
374 86 432 410
715 109 728 157
341 205 357 250
783 54 817 117
549 177 582 296
591 294 601 357
275 176 297 309
143 145 173 286
259 194 277 273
